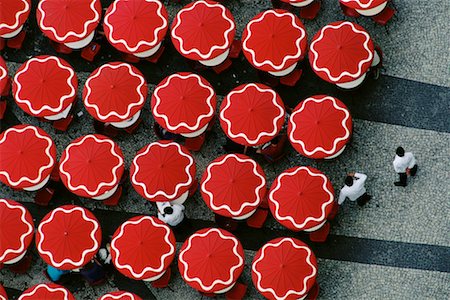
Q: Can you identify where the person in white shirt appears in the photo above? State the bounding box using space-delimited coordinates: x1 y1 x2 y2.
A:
393 147 418 187
157 202 185 227
338 172 371 206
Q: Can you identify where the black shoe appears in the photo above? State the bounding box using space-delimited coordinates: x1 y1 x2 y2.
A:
394 182 406 187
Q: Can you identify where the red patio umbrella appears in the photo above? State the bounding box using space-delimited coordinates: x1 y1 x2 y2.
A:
36 205 101 270
59 134 124 199
130 141 196 202
178 228 244 293
83 62 148 123
18 283 75 300
220 83 285 147
103 0 168 56
12 55 78 118
201 154 266 219
268 166 334 232
99 291 142 300
111 216 176 281
288 95 352 159
171 0 236 62
0 56 7 94
0 284 6 300
36 0 102 45
339 0 386 10
252 237 318 300
242 9 307 74
0 199 34 264
152 72 216 136
0 125 56 190
309 21 374 84
0 0 30 38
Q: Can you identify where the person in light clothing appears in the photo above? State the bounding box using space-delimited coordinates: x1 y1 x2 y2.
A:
157 202 185 227
393 147 418 187
338 172 371 206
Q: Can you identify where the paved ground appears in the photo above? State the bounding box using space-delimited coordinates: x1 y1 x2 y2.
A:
1 0 449 299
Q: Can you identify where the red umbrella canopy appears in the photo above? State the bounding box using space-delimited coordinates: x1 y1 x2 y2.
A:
12 55 78 118
111 216 176 280
0 125 56 189
0 56 8 94
269 166 334 232
178 228 244 293
59 134 125 199
152 72 216 135
220 83 285 147
0 0 30 37
104 0 168 54
201 154 266 218
36 0 102 44
171 0 236 61
0 284 6 300
242 9 307 73
98 291 142 300
252 237 318 300
309 21 374 84
36 205 101 270
83 62 148 123
18 283 75 300
0 199 34 263
339 0 386 9
288 95 352 159
130 141 196 202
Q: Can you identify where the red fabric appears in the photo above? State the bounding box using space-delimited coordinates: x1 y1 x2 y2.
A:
309 21 374 84
339 0 386 10
0 125 56 189
0 199 34 263
36 0 102 43
130 141 196 202
268 166 334 231
12 55 78 118
242 9 307 73
220 83 285 147
280 0 312 3
35 205 101 270
178 228 244 293
288 95 352 159
19 283 75 300
111 216 176 280
0 284 7 300
0 56 8 95
251 237 317 300
309 222 330 242
201 154 266 218
104 0 168 55
59 134 124 198
98 291 142 300
83 62 148 123
0 0 31 36
152 72 216 134
372 7 396 25
171 0 236 61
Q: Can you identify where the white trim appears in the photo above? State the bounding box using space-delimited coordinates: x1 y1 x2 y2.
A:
4 250 27 265
23 174 50 191
324 145 347 160
180 124 208 138
135 42 162 58
142 269 166 282
0 61 6 86
0 0 29 32
268 62 297 77
18 284 72 300
336 73 366 89
1 26 23 39
99 292 139 300
64 30 95 49
44 103 73 121
302 220 326 232
341 0 380 9
214 282 236 294
355 1 387 16
110 110 141 128
170 190 189 205
231 208 256 220
199 49 229 66
91 184 118 200
290 0 315 7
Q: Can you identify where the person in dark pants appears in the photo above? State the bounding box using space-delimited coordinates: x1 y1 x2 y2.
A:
338 172 371 206
393 147 418 187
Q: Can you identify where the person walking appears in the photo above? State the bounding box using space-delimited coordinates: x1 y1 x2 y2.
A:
393 146 418 187
338 172 371 206
157 202 186 228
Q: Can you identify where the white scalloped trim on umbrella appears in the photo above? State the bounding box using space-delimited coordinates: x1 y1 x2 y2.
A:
341 0 378 9
179 228 244 291
0 0 29 31
269 167 334 230
153 73 215 131
84 63 146 120
0 64 6 83
13 56 76 115
201 154 266 217
172 0 235 60
0 199 33 261
60 135 124 197
252 238 317 300
104 0 167 52
37 206 100 268
131 142 194 200
220 83 284 145
37 0 100 42
310 22 373 82
18 284 71 300
289 96 351 156
0 126 55 187
99 292 139 300
111 216 175 279
242 10 306 71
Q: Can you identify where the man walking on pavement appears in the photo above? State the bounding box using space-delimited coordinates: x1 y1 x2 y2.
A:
338 172 371 206
393 147 418 187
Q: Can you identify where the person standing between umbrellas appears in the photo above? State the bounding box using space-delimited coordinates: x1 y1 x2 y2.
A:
338 172 371 206
393 147 418 187
157 202 189 230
